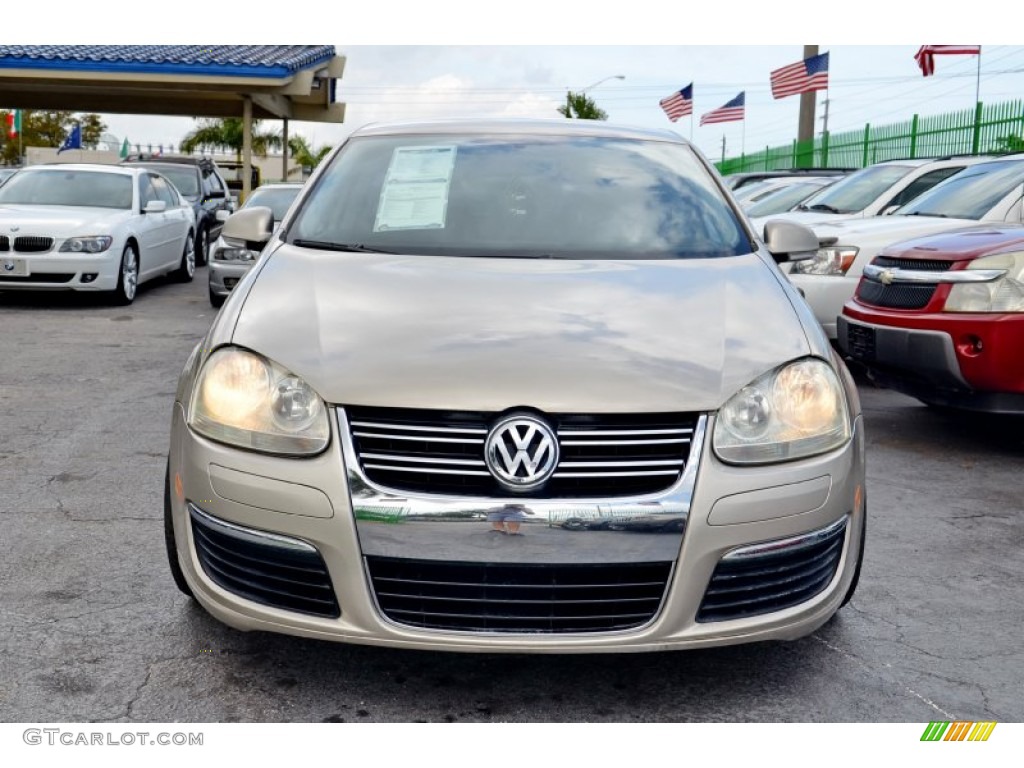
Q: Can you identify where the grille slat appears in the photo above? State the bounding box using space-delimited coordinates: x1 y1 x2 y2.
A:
873 255 953 272
697 519 847 623
190 506 340 618
367 557 672 633
347 407 699 498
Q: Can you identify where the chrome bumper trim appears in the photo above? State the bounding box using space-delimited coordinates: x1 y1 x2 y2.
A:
720 514 849 561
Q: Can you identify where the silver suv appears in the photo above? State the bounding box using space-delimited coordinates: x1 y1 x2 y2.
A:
166 119 866 652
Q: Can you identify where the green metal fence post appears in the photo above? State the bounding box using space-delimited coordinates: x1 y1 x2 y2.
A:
909 114 919 159
764 146 770 171
972 102 983 155
862 123 871 167
822 131 829 167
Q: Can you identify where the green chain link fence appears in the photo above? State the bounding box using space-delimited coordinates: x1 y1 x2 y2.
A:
716 100 1024 175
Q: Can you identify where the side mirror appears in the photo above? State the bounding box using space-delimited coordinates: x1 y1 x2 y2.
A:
881 204 901 216
143 200 167 214
204 190 226 201
221 206 273 244
763 220 818 263
215 210 231 223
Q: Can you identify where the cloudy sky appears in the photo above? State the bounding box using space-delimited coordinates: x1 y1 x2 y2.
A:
26 7 1017 163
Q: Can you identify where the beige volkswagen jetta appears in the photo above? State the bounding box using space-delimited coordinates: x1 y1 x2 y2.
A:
166 119 866 652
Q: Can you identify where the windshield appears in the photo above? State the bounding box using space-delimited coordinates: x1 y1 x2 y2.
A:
246 187 301 221
138 165 199 197
897 159 1024 220
288 134 751 259
0 169 133 209
745 181 831 217
798 163 914 213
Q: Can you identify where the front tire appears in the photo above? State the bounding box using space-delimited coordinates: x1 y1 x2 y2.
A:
110 244 138 305
165 460 194 598
195 225 209 267
173 232 195 283
208 285 225 308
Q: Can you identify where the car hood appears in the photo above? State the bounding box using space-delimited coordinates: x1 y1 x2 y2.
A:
750 210 859 232
807 215 982 277
0 204 131 234
877 225 1024 262
231 247 812 413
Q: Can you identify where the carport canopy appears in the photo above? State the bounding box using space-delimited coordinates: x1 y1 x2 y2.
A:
0 45 346 198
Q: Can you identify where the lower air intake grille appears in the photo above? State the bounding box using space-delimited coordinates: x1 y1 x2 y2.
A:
697 517 848 623
0 273 74 284
366 557 672 633
190 505 339 618
857 279 936 309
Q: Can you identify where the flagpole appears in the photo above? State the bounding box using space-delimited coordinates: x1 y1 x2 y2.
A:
975 48 982 107
689 113 693 143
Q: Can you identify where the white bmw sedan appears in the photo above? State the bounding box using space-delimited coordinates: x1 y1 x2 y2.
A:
0 164 195 304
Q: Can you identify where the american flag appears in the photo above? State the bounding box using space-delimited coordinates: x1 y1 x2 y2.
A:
700 92 745 126
770 52 829 100
915 45 981 76
659 83 693 121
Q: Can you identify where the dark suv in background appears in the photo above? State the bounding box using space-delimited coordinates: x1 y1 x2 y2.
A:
122 154 233 265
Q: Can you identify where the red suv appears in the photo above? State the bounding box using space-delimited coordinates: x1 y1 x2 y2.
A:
838 226 1024 414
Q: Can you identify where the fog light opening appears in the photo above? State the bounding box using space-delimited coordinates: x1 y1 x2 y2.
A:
957 334 984 358
80 273 98 283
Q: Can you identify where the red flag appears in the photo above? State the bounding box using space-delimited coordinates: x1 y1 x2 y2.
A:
915 45 981 77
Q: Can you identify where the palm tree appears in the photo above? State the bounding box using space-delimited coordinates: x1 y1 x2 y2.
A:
287 135 333 175
180 118 281 159
557 92 608 121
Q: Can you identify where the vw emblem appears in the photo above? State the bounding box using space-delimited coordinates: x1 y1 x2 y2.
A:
485 414 559 491
878 269 895 285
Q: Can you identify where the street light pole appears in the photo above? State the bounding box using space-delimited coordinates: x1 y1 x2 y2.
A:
564 75 625 118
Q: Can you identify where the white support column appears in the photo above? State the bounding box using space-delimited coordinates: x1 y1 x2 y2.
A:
242 96 253 203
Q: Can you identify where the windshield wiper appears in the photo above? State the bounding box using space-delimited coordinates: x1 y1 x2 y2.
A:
903 212 950 218
806 203 843 214
291 239 397 254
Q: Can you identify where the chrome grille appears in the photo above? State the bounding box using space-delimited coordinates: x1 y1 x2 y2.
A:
366 556 672 633
697 517 848 623
346 407 699 498
14 236 53 253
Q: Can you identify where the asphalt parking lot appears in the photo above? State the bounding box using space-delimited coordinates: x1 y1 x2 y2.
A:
1 270 1021 723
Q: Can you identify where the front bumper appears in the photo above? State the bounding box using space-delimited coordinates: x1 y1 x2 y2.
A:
787 273 859 339
168 404 866 652
838 309 1024 414
0 251 120 291
208 260 255 297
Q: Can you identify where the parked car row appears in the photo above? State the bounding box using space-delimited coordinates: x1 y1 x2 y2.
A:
737 154 1024 415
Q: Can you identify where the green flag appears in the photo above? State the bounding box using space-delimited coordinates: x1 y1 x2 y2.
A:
119 137 130 159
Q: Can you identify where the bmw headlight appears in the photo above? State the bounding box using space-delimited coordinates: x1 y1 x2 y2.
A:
713 358 851 464
188 347 329 455
59 236 113 254
944 251 1023 312
791 246 858 275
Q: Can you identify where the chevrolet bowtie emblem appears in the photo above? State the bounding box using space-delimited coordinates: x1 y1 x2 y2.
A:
878 269 895 285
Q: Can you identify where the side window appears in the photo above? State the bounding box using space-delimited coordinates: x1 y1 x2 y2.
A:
138 174 158 208
151 175 177 207
204 171 224 197
885 167 962 209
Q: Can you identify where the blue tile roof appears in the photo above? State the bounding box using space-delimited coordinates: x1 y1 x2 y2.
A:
0 45 336 78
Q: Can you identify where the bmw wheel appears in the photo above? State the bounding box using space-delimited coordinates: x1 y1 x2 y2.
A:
111 244 138 306
173 232 196 283
195 225 209 267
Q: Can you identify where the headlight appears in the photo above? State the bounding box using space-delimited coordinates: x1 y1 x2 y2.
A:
791 246 858 275
944 251 1023 312
188 347 329 455
59 236 113 254
213 245 260 262
713 358 851 464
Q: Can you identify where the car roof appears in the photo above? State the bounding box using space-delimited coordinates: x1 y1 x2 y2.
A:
350 118 686 143
123 153 216 167
250 182 304 190
28 163 138 176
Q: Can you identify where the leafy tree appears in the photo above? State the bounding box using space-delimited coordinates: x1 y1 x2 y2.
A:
80 113 107 149
288 135 333 174
556 92 608 121
0 110 76 164
180 117 281 160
